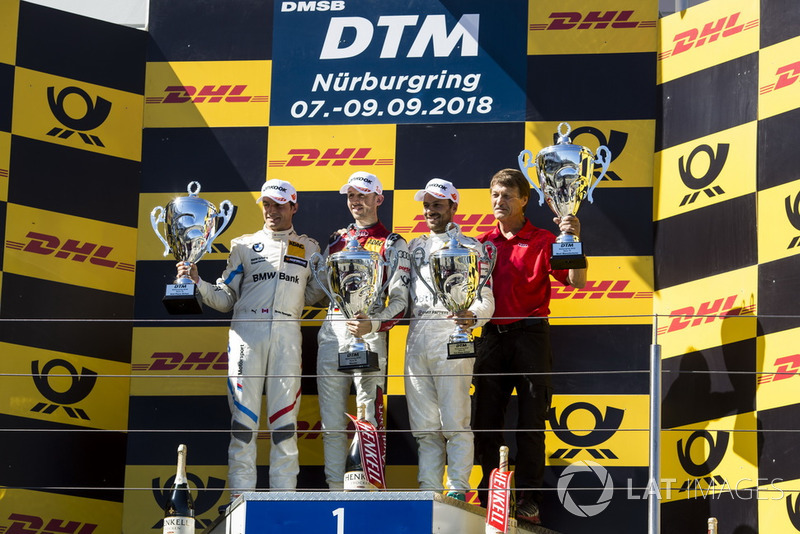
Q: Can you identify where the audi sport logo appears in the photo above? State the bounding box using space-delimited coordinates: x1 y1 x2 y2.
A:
145 85 269 104
760 61 800 95
530 10 655 31
269 147 392 167
659 12 759 61
5 231 134 273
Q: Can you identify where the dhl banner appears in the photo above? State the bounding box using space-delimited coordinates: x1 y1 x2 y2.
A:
654 265 758 359
654 121 757 222
393 188 496 240
144 60 272 128
758 35 800 121
0 488 122 534
527 0 656 56
3 203 137 295
0 341 130 429
657 0 760 83
756 327 800 412
12 67 143 161
266 123 396 192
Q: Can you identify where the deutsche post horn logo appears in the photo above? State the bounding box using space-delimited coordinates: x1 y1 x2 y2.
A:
560 127 628 183
152 473 225 529
678 143 729 206
677 430 729 492
785 192 800 249
549 402 625 460
46 86 111 147
786 493 800 530
31 358 97 420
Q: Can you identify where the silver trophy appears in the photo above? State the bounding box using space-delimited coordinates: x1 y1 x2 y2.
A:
518 122 611 270
411 223 496 359
151 181 234 314
310 227 399 371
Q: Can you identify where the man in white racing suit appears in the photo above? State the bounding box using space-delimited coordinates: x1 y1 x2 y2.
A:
405 178 494 500
178 179 323 494
316 171 410 489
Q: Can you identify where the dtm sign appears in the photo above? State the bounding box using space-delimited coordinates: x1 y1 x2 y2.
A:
320 14 479 59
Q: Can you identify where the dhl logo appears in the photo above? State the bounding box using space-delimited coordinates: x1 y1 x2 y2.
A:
0 167 8 178
131 352 228 372
758 354 800 385
760 61 800 95
656 295 756 336
552 280 652 300
258 420 323 440
5 232 134 272
658 12 759 61
268 147 393 167
530 10 656 31
1 514 97 534
395 213 496 235
145 84 269 104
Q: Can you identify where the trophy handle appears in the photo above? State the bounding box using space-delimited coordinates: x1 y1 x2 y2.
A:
410 246 438 306
518 149 545 206
205 199 234 254
587 145 611 204
150 205 172 257
309 252 346 316
476 241 497 303
380 245 400 296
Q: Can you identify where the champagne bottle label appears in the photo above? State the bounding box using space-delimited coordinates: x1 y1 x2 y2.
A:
344 470 376 490
163 517 194 534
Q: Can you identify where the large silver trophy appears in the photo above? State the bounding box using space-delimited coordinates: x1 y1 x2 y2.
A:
412 223 496 359
151 181 234 314
310 227 399 371
519 122 611 270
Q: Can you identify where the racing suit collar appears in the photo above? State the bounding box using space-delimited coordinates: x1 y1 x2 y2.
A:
262 224 296 240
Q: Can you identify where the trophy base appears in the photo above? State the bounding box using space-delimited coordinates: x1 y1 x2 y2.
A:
338 350 380 372
447 341 475 359
163 283 203 315
551 241 587 270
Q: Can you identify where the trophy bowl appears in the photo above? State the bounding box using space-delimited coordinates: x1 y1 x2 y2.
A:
151 181 234 314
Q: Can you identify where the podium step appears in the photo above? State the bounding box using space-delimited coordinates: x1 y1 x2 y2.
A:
204 491 562 534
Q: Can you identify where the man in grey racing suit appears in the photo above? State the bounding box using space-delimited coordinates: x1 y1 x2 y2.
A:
405 179 494 500
316 171 410 489
178 179 323 494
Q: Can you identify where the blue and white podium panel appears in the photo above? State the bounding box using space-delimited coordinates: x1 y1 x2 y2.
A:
207 491 553 534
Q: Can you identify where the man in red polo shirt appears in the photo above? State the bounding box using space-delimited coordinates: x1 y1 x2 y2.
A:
474 168 587 525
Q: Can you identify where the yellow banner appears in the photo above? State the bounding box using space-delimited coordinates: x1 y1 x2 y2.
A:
130 326 230 396
267 124 396 192
654 121 756 221
387 325 409 395
122 464 229 533
0 488 122 534
550 256 653 326
0 130 9 202
139 191 258 262
12 67 143 161
528 0 657 55
393 188 497 242
658 0 759 84
4 204 137 295
0 0 19 65
0 342 129 429
546 394 649 467
758 35 800 121
660 412 758 503
756 327 800 413
144 60 271 128
524 120 654 189
757 179 800 264
757 480 800 533
655 266 757 359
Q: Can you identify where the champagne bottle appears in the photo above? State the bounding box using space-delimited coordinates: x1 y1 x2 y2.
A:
163 444 195 534
344 405 376 490
707 517 718 534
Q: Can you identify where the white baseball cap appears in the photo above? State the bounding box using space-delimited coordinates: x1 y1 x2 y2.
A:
256 179 297 204
339 171 383 195
414 178 460 203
